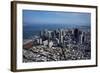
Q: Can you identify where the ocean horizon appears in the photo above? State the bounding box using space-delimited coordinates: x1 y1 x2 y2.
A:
23 23 90 39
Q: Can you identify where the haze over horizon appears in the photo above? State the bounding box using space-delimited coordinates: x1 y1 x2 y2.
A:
23 10 91 26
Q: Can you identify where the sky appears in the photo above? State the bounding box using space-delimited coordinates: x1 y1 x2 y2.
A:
23 10 91 26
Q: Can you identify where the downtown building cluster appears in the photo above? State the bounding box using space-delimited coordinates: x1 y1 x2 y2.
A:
33 28 90 48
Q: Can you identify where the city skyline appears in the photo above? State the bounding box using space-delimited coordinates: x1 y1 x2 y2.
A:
23 27 91 62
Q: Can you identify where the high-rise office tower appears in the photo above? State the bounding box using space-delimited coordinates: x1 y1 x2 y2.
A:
51 30 56 39
60 29 64 46
44 29 48 37
47 31 52 47
48 31 50 41
60 36 63 44
39 38 43 45
74 28 79 43
80 32 85 44
42 29 48 41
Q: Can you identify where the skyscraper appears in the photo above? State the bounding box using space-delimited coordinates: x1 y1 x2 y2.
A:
80 32 85 44
48 31 51 46
74 28 79 43
60 29 64 46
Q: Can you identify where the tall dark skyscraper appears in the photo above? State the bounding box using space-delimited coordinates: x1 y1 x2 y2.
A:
74 28 79 43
